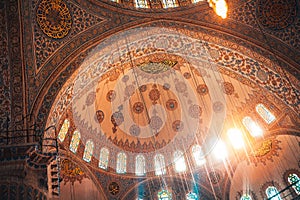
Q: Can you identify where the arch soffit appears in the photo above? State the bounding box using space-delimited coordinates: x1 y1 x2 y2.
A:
58 149 108 200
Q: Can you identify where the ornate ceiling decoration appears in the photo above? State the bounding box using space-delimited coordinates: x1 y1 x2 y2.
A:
40 25 299 189
69 27 235 174
249 137 282 166
46 26 283 176
256 0 297 30
36 0 72 39
108 182 120 195
89 56 208 153
60 159 87 184
42 24 299 179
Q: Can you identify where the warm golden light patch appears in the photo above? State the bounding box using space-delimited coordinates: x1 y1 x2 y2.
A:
227 128 245 149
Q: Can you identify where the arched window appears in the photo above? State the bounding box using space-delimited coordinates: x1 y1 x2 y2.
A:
240 194 252 200
192 145 206 166
58 119 69 142
135 0 148 8
69 130 80 153
288 173 300 195
256 104 276 124
191 0 204 3
186 192 198 200
174 150 186 172
158 189 172 200
116 152 127 174
135 155 146 176
266 186 282 200
162 0 177 8
242 116 263 137
154 154 166 175
99 147 109 170
83 140 94 162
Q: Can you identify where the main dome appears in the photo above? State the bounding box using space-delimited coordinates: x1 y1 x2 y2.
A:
48 26 266 176
70 27 226 173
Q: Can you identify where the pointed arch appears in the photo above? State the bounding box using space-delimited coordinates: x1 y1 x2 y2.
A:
256 103 276 124
266 186 281 200
69 130 80 153
116 152 127 174
162 0 177 8
242 116 263 137
135 154 146 176
192 145 206 166
83 140 94 162
288 173 300 195
135 0 148 8
154 154 166 175
99 147 109 170
173 150 186 172
57 119 70 142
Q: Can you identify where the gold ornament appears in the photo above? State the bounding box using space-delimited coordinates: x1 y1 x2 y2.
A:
37 0 72 39
252 139 272 157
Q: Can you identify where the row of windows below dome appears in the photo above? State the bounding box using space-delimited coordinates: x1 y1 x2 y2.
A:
137 182 300 200
56 103 276 175
111 0 205 8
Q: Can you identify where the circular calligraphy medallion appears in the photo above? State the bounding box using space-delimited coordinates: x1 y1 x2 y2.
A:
95 110 104 123
256 0 297 30
106 90 116 102
197 84 209 95
149 86 160 103
166 99 178 111
133 102 144 114
222 82 234 95
108 182 120 195
172 120 184 132
36 0 72 39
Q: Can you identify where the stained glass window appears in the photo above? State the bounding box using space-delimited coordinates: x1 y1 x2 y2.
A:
155 154 166 175
58 119 69 142
135 154 146 176
240 194 252 200
242 116 263 137
99 148 109 170
288 173 300 195
192 145 206 166
266 186 281 200
174 150 186 172
135 0 148 8
162 0 177 8
256 104 276 124
186 192 198 200
69 130 80 153
158 189 172 200
83 140 94 162
116 152 127 174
